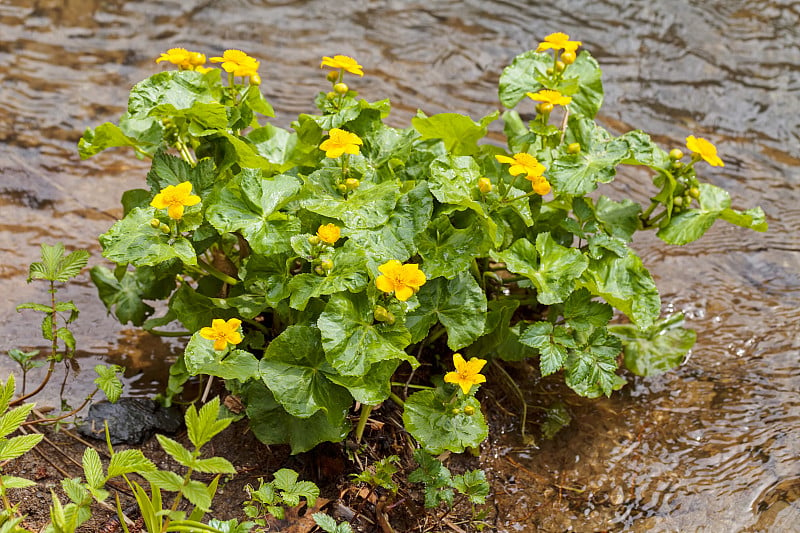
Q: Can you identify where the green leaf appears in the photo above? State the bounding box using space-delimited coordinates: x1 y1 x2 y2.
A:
519 322 569 376
610 313 697 377
186 397 231 450
578 248 660 329
618 129 670 168
107 449 156 478
206 170 302 255
719 206 768 232
564 328 622 397
79 122 145 159
452 470 490 504
405 272 487 350
411 111 498 156
82 448 105 489
318 292 415 376
657 183 731 245
100 207 198 267
0 474 37 490
465 299 520 358
415 215 491 280
142 469 184 493
594 196 642 242
563 288 613 333
191 456 237 475
28 243 89 283
498 50 551 108
243 381 349 454
540 401 572 440
0 403 35 439
287 243 369 310
551 119 628 195
402 388 488 454
346 182 433 266
184 331 259 382
146 152 216 199
258 325 352 421
94 364 123 403
300 172 401 230
273 468 319 507
496 234 588 305
233 253 293 313
409 450 454 508
156 434 194 468
0 434 43 461
90 266 156 326
326 360 399 406
427 155 486 216
563 51 604 119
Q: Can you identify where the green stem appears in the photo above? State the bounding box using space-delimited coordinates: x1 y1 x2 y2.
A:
354 404 373 444
146 329 191 337
11 359 56 406
390 382 434 390
388 392 405 407
499 174 521 202
23 388 99 426
502 190 538 204
641 200 659 221
196 259 239 285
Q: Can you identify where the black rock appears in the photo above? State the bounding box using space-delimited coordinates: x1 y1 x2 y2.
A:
76 398 183 445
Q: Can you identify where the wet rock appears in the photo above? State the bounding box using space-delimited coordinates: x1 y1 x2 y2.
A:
76 398 183 445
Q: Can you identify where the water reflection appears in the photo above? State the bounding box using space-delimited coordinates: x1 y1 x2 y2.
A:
1 0 798 530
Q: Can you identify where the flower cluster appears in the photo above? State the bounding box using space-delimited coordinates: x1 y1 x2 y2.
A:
495 153 551 195
156 48 209 71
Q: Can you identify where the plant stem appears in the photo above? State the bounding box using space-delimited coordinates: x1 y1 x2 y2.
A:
389 382 433 390
11 359 56 406
388 391 405 407
502 190 538 204
491 359 528 442
354 404 373 444
22 388 100 426
145 329 192 337
196 259 239 285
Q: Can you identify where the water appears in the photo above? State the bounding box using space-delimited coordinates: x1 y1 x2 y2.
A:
1 0 798 530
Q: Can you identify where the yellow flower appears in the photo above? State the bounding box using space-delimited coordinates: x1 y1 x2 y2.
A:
536 32 582 54
478 177 493 194
531 176 552 195
686 135 724 167
156 48 207 70
526 89 572 107
319 128 363 158
200 318 243 351
316 223 341 244
150 181 201 220
320 55 364 76
495 153 545 179
444 353 487 394
210 49 260 77
375 260 426 302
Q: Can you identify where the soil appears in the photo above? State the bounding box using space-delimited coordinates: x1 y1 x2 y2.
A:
4 360 571 533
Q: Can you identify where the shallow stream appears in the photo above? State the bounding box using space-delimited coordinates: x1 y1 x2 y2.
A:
1 1 798 530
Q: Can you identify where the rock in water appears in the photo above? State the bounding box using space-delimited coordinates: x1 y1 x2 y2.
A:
76 398 183 444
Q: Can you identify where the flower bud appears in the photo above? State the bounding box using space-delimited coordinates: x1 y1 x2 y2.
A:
150 218 161 228
320 259 334 271
671 160 684 170
249 73 261 86
567 142 581 154
373 305 395 325
537 102 554 114
333 82 349 95
669 148 684 160
463 405 475 416
451 408 462 415
308 235 321 245
688 187 700 199
555 60 566 72
561 51 577 64
314 265 325 275
478 177 492 194
159 223 171 234
326 71 339 83
337 183 348 194
345 178 360 191
673 196 683 206
546 67 554 76
326 91 336 100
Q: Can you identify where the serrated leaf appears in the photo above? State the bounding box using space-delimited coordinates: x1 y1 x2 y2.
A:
94 365 123 403
415 215 492 280
497 234 588 305
0 434 43 461
541 401 572 440
100 207 198 267
300 172 400 230
191 456 236 474
156 434 194 467
564 328 622 397
107 449 156 478
411 111 498 156
452 470 490 504
186 397 231 450
498 50 551 108
403 389 488 454
0 474 37 490
318 292 415 377
142 469 184 492
610 313 697 377
519 322 568 376
82 448 105 489
405 272 487 350
0 403 35 439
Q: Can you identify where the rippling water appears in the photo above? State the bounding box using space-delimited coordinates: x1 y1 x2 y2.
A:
1 0 798 530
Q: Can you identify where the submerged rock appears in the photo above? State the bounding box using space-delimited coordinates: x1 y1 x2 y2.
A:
76 397 183 445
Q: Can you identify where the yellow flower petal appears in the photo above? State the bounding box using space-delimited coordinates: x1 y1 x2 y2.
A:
686 135 724 167
320 55 364 76
317 223 341 244
394 285 414 302
375 275 396 294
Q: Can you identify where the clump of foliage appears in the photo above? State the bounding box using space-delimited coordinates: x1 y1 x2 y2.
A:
79 36 765 455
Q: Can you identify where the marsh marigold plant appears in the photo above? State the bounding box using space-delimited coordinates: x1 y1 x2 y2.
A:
82 41 766 459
